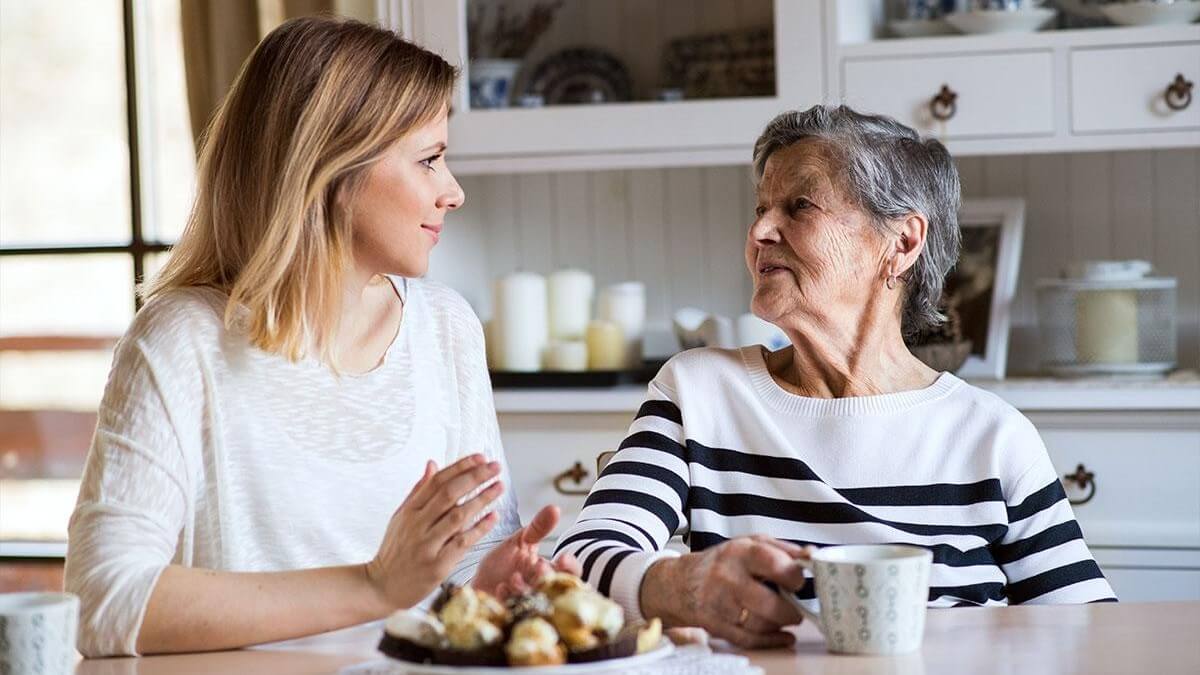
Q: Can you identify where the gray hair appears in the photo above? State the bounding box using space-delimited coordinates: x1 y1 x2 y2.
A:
752 105 962 337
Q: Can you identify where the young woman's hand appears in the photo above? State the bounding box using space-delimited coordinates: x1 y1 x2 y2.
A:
471 505 582 599
366 454 503 610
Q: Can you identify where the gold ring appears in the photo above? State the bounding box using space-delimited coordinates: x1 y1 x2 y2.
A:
737 607 750 627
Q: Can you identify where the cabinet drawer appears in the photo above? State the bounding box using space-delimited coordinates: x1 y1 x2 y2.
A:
842 51 1054 139
1104 568 1200 602
1070 43 1200 134
1033 417 1200 549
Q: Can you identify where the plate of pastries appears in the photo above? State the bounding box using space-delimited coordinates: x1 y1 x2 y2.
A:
378 572 668 673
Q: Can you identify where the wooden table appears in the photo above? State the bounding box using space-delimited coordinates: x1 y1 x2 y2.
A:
75 602 1200 675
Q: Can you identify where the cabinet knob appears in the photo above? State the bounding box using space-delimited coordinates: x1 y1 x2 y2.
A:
1165 73 1194 111
930 84 958 121
1062 463 1097 506
553 461 591 496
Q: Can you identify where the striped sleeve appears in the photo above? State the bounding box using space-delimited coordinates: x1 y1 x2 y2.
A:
552 380 688 620
995 439 1116 604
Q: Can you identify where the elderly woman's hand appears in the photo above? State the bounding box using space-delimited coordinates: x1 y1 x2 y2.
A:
639 535 809 649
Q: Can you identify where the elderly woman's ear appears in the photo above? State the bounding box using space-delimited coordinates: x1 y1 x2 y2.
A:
886 213 929 286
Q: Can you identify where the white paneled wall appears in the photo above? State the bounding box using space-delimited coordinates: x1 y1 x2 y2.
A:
431 149 1200 373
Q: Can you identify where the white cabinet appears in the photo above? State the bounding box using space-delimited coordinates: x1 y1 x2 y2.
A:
497 387 1200 603
1070 43 1200 134
1032 412 1200 550
392 1 1200 173
829 1 1200 155
842 51 1054 139
404 0 824 174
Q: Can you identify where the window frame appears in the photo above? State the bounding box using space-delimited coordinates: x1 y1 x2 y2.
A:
0 0 173 314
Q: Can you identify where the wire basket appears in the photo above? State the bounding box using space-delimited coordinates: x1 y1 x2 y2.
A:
1036 277 1177 376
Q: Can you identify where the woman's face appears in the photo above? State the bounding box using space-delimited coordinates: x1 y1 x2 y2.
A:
745 140 890 329
351 112 464 278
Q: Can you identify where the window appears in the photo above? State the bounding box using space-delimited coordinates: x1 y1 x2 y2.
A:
0 1 379 551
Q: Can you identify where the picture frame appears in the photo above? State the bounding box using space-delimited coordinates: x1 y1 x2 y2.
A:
948 197 1025 380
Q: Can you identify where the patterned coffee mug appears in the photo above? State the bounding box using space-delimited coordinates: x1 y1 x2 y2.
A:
0 592 79 675
781 545 933 655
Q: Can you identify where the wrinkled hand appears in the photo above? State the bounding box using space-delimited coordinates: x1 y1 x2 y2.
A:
472 505 581 599
639 535 809 649
366 455 502 611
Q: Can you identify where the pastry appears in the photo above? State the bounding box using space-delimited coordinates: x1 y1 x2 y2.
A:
379 573 647 668
377 610 445 664
505 617 567 666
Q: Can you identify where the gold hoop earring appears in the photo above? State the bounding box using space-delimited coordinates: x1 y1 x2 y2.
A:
886 273 897 290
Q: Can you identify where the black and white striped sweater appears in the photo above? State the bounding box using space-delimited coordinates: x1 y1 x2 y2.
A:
553 346 1116 620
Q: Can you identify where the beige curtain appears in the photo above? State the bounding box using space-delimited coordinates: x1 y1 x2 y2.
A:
180 0 336 147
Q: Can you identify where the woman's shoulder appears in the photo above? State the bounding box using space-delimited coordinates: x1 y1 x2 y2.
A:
125 286 227 351
943 377 1036 430
651 346 749 395
403 277 486 364
940 376 1047 469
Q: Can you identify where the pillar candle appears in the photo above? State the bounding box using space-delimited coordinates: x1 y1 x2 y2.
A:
483 319 500 370
548 269 594 340
544 340 588 371
493 271 548 372
597 282 645 368
1076 289 1138 364
586 320 625 370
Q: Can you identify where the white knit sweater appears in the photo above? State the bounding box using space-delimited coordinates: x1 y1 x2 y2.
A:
64 277 519 657
555 347 1116 620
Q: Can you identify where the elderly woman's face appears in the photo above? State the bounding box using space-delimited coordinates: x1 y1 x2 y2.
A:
746 140 889 327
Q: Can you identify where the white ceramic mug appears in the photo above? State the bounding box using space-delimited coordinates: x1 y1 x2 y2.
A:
781 545 933 655
0 592 79 675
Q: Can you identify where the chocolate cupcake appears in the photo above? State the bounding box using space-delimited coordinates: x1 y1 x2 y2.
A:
565 624 638 663
432 642 508 667
506 591 553 623
377 610 445 664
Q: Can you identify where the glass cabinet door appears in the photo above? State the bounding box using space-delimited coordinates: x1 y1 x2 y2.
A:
409 0 822 166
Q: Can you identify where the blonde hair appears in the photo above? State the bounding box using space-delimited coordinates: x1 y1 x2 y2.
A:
145 16 457 366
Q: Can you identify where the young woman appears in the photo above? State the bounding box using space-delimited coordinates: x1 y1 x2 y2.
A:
65 16 572 657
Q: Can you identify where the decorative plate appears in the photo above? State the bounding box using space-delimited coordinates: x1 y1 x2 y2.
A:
1100 0 1200 26
525 49 632 105
944 7 1058 33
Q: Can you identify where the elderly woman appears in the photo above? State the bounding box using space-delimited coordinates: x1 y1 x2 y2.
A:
553 105 1115 649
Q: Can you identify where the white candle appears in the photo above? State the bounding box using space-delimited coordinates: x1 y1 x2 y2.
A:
597 282 646 368
544 340 588 371
483 319 500 370
1076 289 1138 364
548 269 594 341
492 271 548 372
586 320 625 370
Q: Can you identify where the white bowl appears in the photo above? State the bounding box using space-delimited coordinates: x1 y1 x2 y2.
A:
1100 1 1200 27
944 7 1058 34
889 19 957 38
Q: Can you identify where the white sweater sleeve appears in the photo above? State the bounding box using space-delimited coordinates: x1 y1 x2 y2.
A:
431 287 521 587
65 337 193 657
993 422 1116 604
552 376 687 621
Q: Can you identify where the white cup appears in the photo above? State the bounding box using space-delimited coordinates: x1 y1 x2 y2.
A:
780 545 932 655
0 592 79 675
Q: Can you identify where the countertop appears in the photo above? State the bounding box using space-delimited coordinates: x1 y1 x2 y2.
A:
493 371 1200 413
73 601 1200 675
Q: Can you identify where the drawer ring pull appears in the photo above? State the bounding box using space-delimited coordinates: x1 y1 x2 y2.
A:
930 84 958 121
553 461 591 496
1062 464 1096 506
1165 73 1193 111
